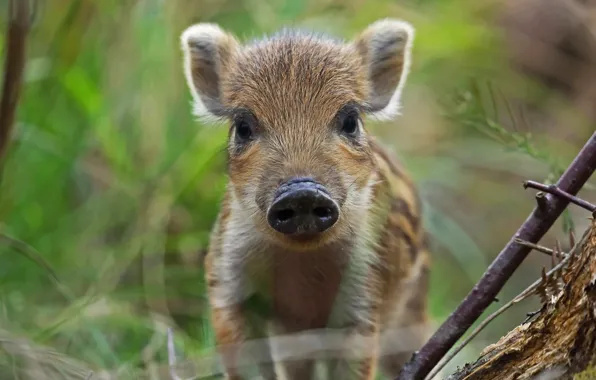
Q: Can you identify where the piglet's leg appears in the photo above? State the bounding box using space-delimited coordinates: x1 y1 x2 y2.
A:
211 306 249 380
326 311 381 380
247 319 277 380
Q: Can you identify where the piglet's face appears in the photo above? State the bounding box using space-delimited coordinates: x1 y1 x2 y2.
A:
180 20 414 248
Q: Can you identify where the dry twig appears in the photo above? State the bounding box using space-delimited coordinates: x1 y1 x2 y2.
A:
513 238 559 257
524 180 596 214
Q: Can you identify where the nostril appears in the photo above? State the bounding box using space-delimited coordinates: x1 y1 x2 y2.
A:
276 209 295 222
313 207 332 219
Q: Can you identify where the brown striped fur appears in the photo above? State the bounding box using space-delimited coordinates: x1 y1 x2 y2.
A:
180 19 430 379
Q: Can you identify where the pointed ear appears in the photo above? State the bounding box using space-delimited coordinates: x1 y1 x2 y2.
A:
352 19 415 120
180 23 240 120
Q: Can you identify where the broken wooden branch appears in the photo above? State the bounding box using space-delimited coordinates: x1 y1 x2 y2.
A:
426 229 585 380
396 132 596 380
446 219 596 379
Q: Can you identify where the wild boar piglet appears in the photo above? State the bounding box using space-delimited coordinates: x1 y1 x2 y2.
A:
180 18 431 380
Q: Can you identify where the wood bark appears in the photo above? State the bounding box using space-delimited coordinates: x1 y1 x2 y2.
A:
447 219 596 380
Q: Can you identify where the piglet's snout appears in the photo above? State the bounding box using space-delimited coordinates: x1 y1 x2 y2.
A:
267 177 339 236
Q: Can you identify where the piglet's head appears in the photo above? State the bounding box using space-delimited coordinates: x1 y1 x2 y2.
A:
180 20 414 249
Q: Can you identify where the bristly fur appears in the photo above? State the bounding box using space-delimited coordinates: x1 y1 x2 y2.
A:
248 27 347 47
180 18 429 380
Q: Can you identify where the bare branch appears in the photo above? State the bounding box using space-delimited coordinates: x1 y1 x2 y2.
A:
0 0 31 167
513 238 557 256
524 180 596 214
396 132 596 380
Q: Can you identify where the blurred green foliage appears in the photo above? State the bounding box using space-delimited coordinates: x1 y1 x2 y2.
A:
0 0 594 378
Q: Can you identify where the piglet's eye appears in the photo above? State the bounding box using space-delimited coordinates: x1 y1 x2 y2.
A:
233 113 258 144
235 120 252 140
341 114 360 136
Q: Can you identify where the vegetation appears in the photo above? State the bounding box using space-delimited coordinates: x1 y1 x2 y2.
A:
1 0 594 378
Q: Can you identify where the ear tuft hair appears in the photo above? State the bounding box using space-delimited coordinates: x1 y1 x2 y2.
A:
353 18 415 121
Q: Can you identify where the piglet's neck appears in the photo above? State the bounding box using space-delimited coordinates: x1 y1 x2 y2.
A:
270 237 354 261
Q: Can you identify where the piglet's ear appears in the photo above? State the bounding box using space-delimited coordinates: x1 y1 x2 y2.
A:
180 23 240 120
352 19 415 120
